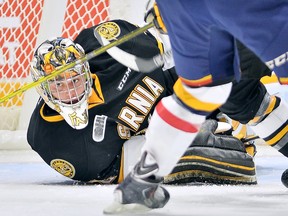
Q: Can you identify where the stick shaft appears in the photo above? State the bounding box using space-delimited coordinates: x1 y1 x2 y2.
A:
0 22 154 104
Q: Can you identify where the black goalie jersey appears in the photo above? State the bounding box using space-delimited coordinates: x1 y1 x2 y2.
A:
27 20 178 184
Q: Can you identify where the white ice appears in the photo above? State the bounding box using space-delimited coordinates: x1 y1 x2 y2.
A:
1 143 288 216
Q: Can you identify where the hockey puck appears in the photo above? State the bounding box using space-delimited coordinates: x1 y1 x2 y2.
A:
281 169 288 188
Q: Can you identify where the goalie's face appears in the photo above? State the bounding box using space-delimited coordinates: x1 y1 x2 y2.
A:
30 37 92 130
48 66 87 105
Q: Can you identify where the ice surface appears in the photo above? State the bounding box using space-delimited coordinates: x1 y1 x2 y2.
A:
1 144 288 216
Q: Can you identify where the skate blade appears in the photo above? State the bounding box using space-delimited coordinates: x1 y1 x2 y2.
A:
103 201 151 214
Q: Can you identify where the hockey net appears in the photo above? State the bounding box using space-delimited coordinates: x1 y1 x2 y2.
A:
0 0 109 148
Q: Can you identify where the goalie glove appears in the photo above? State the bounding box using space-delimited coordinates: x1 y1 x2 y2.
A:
164 120 257 185
144 2 168 34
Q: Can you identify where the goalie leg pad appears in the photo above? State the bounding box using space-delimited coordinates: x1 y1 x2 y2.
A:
163 147 256 185
163 120 257 185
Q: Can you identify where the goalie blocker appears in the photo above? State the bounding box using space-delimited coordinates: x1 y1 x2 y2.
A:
124 119 256 185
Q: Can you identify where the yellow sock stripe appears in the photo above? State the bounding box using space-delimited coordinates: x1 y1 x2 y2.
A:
173 79 221 112
265 124 288 145
264 95 277 115
180 155 255 171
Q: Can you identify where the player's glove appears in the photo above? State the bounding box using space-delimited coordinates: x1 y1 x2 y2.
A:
164 120 257 185
144 2 167 34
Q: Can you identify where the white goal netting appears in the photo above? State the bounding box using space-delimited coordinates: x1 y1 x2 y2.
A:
0 0 110 148
0 0 148 149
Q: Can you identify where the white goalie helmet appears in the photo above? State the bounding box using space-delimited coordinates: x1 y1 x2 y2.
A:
30 37 92 129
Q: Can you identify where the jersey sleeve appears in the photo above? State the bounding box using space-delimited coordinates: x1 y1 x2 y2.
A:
74 19 162 73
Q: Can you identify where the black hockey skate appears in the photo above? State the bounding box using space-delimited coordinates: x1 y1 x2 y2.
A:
103 152 170 214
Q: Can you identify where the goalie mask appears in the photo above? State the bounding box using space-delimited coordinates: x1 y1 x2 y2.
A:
30 37 92 130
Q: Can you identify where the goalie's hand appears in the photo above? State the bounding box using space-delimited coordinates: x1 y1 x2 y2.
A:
144 2 167 34
192 119 246 151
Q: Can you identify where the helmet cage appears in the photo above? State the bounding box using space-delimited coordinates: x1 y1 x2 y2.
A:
30 37 92 129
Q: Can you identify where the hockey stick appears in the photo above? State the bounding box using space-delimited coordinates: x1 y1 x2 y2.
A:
94 29 173 72
0 22 154 104
241 135 259 143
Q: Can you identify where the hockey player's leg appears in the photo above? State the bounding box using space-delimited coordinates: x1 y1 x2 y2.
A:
104 95 205 214
141 81 233 178
222 78 288 157
104 81 232 214
248 93 288 156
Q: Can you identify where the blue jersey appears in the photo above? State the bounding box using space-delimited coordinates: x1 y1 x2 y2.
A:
157 0 288 84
